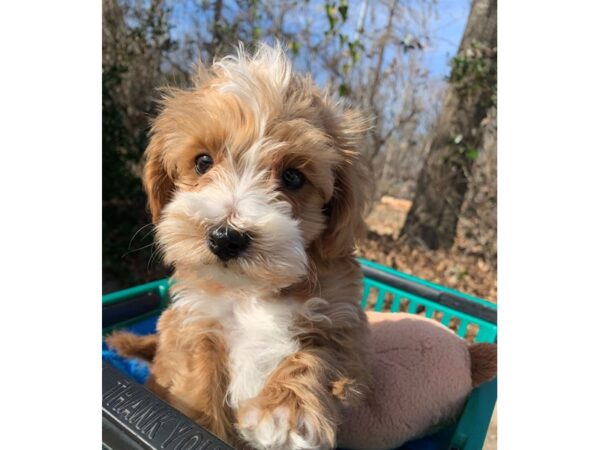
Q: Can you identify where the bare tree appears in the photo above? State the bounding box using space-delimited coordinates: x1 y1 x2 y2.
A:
401 0 497 249
307 0 440 198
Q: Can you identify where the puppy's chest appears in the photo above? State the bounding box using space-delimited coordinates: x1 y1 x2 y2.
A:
222 297 301 408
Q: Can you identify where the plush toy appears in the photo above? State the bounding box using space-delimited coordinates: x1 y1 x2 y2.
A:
337 311 497 450
103 311 496 450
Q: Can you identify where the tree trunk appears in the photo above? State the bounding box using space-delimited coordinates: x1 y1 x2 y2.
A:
401 0 496 249
208 0 224 60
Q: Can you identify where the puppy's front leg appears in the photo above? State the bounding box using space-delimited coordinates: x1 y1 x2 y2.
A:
236 349 344 450
151 309 238 444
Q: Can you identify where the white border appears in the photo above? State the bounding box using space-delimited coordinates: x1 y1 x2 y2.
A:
0 1 101 446
2 1 600 448
500 1 600 448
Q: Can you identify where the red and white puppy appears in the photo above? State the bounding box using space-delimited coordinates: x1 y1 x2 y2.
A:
108 43 373 450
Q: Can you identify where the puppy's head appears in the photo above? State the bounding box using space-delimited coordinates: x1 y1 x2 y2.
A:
145 43 371 291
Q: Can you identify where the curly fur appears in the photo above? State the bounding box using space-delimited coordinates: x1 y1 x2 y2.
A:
108 42 373 450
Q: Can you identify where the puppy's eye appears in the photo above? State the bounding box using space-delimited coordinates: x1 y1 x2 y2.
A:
195 153 213 175
281 168 305 191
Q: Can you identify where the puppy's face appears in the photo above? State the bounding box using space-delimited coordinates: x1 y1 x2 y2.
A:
145 45 370 290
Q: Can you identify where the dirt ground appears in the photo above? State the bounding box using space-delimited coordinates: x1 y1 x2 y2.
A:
359 196 497 449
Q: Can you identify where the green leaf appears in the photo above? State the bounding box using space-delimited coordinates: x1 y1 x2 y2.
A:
290 41 301 55
327 15 337 31
338 83 348 97
465 149 479 160
325 3 336 20
339 5 348 21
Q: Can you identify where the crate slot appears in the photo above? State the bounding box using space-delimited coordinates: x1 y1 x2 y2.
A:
465 323 480 343
448 317 461 334
401 298 410 312
378 291 394 312
364 287 379 310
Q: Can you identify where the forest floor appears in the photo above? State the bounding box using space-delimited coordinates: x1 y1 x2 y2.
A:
358 196 497 449
358 196 497 302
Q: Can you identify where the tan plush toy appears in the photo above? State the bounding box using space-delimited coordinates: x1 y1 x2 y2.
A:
337 312 497 450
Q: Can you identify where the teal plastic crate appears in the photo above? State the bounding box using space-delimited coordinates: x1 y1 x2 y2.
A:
102 259 497 450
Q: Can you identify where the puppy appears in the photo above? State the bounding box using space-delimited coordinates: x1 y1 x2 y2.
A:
107 43 373 450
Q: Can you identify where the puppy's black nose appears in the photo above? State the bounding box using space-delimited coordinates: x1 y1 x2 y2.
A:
207 226 250 261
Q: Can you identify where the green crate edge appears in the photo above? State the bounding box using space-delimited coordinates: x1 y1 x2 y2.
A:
102 259 497 450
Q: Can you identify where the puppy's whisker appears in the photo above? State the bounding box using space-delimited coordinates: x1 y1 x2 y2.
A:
147 245 162 271
141 227 157 243
128 223 155 250
121 242 156 258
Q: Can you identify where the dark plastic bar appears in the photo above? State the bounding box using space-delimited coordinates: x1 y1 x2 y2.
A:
102 292 160 328
360 265 497 324
103 361 234 450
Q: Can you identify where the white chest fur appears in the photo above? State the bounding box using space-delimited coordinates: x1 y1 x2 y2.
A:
224 296 300 408
173 290 301 409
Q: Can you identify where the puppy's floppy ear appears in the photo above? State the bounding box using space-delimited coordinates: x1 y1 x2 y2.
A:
143 132 175 224
317 107 373 259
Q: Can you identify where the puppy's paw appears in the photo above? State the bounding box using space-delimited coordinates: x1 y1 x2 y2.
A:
237 403 333 450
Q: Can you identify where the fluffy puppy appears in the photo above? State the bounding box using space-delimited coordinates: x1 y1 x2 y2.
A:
108 43 373 450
